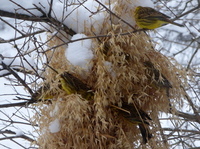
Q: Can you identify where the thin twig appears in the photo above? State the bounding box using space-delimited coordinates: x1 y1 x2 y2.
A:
1 62 33 95
0 30 45 43
95 0 136 30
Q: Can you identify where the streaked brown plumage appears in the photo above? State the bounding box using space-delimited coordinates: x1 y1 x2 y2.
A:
32 72 94 101
144 61 172 89
60 72 94 100
134 6 184 29
112 103 152 144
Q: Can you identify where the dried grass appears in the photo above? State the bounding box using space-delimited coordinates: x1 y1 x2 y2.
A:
34 2 186 149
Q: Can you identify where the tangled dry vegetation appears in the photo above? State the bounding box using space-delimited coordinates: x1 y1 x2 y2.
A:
33 30 186 149
33 2 186 149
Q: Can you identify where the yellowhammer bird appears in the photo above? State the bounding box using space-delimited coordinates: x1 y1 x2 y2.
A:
144 61 172 89
112 103 152 144
144 61 172 97
134 6 184 29
32 72 94 101
60 72 94 100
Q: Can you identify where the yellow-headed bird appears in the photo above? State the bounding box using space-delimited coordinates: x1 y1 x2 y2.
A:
60 72 94 100
32 72 94 102
134 6 184 29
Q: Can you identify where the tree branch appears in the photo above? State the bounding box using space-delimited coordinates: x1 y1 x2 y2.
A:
1 61 33 95
0 101 34 108
0 30 46 43
0 9 76 36
0 130 35 142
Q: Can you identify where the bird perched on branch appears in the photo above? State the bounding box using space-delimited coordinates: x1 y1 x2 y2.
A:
144 61 172 88
112 103 152 144
134 6 184 29
32 72 94 101
60 72 94 100
144 61 172 97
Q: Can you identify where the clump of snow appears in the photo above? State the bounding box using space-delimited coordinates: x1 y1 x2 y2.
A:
49 119 60 133
65 34 94 71
52 0 109 33
15 129 23 136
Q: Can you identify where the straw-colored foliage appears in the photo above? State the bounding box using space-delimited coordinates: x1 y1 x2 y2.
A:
34 30 185 148
34 3 185 149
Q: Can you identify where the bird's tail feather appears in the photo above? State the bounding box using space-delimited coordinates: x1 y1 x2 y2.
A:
139 124 152 144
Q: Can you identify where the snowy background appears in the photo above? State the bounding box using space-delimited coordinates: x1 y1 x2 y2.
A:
0 0 199 148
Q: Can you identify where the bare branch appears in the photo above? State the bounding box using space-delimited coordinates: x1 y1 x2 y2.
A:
0 130 35 142
174 110 200 124
1 61 33 95
0 9 76 36
0 30 45 43
174 5 200 20
0 100 37 108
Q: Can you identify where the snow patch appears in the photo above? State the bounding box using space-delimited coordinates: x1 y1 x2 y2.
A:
66 34 94 71
49 119 60 133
